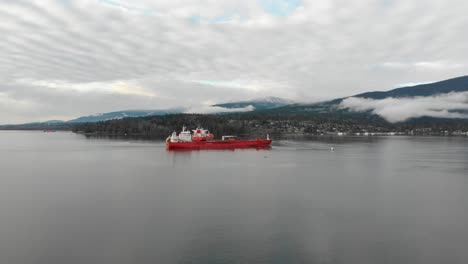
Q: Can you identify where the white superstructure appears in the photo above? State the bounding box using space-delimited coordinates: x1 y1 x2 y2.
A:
178 126 192 142
167 126 214 142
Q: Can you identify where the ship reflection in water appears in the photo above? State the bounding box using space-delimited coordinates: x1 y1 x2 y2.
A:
167 146 272 152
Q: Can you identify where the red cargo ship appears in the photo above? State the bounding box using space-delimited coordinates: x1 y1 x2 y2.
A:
166 126 272 150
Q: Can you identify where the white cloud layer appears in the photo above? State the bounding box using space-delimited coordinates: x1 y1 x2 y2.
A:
380 61 465 70
17 79 159 97
1 0 468 123
184 105 255 114
339 92 468 122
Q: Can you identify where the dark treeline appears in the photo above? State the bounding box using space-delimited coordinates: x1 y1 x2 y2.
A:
3 113 468 138
71 113 468 139
70 113 387 139
0 123 74 131
72 114 253 139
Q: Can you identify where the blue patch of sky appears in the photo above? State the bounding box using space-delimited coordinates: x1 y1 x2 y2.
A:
380 0 394 8
57 0 72 7
190 15 202 24
191 0 301 25
98 0 158 15
259 0 302 17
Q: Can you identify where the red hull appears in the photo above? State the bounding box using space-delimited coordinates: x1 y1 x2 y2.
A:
166 139 272 150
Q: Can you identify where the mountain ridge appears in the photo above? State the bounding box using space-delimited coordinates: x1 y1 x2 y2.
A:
2 75 468 127
354 75 468 99
212 96 294 110
253 75 468 121
68 109 183 123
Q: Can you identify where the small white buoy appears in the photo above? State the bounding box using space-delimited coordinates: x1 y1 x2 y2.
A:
330 147 334 151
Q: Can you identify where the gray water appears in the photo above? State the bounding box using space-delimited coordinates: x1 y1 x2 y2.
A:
1 131 467 264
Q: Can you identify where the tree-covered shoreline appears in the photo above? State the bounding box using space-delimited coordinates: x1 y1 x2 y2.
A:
2 113 468 138
71 113 468 138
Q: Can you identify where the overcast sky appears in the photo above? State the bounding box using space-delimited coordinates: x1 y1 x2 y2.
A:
1 0 467 124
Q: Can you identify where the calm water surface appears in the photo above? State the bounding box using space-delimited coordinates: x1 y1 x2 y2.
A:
1 131 467 264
